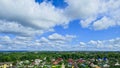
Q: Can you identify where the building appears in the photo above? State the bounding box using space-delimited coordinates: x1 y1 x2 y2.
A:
115 62 120 66
0 62 13 68
61 63 65 68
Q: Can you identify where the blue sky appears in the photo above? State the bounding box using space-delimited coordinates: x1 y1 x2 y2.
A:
0 0 120 51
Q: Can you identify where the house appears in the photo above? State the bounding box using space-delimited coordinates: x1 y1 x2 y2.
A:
68 58 73 63
103 64 110 68
51 59 55 62
90 58 95 62
95 65 101 68
61 63 65 68
89 62 101 68
73 62 79 68
68 59 73 67
34 59 42 65
52 58 63 65
0 62 13 68
24 60 30 64
77 59 84 63
44 57 46 60
103 57 107 61
18 61 23 65
90 63 96 67
57 58 63 62
115 62 120 66
53 61 58 65
98 58 102 62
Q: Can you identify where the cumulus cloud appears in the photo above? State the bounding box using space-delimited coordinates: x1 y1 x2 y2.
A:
48 33 65 40
0 0 119 32
65 0 99 19
0 33 120 51
0 0 69 30
48 33 76 41
2 34 120 51
0 20 44 36
93 16 116 30
77 38 120 51
0 35 33 50
0 0 73 50
0 0 120 31
0 0 120 51
65 0 120 30
0 33 76 50
45 33 76 46
30 33 76 51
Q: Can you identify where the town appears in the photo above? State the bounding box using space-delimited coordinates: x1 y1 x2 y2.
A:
0 51 120 68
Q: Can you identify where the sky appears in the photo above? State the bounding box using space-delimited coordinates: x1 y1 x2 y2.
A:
0 0 120 51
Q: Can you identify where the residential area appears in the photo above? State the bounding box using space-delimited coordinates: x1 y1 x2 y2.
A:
0 52 120 68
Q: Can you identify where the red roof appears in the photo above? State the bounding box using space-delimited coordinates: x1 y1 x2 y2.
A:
68 58 73 63
77 59 83 63
57 58 63 61
53 61 58 65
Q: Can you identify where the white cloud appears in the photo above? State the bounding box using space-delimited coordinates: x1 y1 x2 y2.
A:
0 33 120 51
88 40 97 46
0 20 45 36
39 37 49 43
0 0 120 51
0 0 69 30
0 36 11 43
80 17 96 28
65 0 99 19
65 0 120 30
77 38 120 51
48 33 76 41
0 0 119 34
36 33 76 51
93 16 116 30
48 33 65 40
79 42 86 47
0 33 76 50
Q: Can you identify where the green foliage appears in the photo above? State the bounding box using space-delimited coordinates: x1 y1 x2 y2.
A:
0 51 120 68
